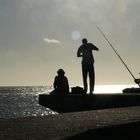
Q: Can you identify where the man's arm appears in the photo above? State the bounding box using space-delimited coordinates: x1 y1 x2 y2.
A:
91 43 99 51
53 77 57 89
77 47 82 57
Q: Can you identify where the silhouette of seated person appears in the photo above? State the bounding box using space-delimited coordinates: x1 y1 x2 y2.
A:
52 69 69 95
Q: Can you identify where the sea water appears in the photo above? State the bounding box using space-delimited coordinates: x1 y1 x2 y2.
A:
0 86 57 119
0 85 136 119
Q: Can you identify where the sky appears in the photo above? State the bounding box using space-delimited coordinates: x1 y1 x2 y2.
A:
0 0 140 86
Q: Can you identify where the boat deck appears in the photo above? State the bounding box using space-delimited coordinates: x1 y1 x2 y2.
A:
39 93 140 113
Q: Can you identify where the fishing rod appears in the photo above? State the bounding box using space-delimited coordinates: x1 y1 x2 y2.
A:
96 26 140 87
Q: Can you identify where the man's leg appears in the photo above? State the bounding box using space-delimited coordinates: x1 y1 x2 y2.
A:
89 64 95 93
82 64 88 93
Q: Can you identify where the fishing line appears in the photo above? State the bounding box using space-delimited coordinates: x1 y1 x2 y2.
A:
96 26 140 87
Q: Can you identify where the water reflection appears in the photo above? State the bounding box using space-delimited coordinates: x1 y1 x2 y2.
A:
0 86 56 119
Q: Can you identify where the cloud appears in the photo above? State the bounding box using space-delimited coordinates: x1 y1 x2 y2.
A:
43 38 61 44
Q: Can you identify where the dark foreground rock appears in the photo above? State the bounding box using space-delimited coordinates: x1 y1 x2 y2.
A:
1 106 140 140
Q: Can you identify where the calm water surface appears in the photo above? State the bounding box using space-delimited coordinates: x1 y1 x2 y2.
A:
0 85 136 119
0 86 56 119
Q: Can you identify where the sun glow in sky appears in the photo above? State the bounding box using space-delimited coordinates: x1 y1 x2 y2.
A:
0 0 140 87
71 31 81 41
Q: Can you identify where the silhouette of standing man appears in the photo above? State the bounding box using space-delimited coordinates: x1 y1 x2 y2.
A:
77 38 99 94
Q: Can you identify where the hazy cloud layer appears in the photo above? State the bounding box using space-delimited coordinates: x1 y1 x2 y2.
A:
0 0 140 85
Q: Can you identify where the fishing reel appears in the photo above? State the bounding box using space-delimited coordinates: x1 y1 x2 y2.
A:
134 73 140 86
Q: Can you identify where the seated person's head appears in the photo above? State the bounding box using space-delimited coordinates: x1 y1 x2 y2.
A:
57 69 65 76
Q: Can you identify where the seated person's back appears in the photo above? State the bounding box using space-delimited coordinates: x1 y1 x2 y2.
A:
53 69 69 94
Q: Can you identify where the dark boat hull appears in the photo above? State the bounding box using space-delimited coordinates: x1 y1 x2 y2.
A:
39 94 140 113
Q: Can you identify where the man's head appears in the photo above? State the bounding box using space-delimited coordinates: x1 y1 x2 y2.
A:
82 38 88 44
57 69 65 76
